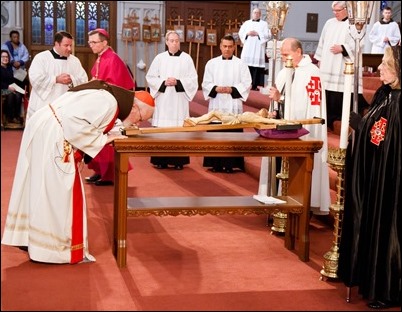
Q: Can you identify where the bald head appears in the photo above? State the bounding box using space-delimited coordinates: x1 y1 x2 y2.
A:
282 38 303 53
281 38 304 66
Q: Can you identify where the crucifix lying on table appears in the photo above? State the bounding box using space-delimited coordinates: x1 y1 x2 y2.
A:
120 108 325 136
183 108 283 126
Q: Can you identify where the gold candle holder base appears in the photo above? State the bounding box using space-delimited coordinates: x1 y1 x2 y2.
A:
271 157 289 234
320 202 343 280
320 245 340 279
320 148 346 281
270 211 287 233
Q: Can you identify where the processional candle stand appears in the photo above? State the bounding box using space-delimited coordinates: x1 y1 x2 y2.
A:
320 2 374 294
259 1 290 233
264 1 289 91
271 55 293 234
320 63 353 281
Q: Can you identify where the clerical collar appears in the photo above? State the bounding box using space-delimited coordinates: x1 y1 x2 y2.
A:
168 50 182 57
221 56 233 60
98 46 110 57
50 49 67 60
252 19 260 22
380 18 393 24
341 17 348 22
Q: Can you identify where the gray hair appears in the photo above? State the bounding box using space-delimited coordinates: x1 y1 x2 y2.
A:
332 1 346 9
165 30 180 41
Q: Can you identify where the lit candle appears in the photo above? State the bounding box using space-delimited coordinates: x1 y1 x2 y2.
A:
339 62 354 149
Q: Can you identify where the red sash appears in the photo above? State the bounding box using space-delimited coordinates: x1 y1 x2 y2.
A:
70 108 119 263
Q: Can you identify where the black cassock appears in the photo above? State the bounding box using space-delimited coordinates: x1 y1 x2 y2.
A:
338 85 401 304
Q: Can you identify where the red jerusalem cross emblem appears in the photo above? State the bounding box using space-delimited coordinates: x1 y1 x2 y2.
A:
306 77 321 105
370 117 387 146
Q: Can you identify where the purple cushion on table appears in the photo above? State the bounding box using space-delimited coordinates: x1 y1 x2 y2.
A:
255 127 310 139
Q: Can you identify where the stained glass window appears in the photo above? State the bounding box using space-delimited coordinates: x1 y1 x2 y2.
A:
30 1 111 46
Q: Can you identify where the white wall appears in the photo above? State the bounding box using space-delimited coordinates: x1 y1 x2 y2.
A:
258 1 333 41
255 1 333 55
1 1 25 44
254 1 383 54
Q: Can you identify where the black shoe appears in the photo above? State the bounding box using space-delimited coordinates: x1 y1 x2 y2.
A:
174 165 183 170
85 174 101 183
94 180 114 186
209 167 223 173
155 164 168 169
367 300 400 309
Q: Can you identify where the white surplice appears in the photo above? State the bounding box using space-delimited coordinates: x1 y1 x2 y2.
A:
146 51 198 127
27 50 88 120
369 20 401 53
239 19 270 68
275 55 331 214
314 18 363 94
2 89 118 263
202 55 252 114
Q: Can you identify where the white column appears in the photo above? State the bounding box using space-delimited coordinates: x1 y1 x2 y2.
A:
340 63 354 149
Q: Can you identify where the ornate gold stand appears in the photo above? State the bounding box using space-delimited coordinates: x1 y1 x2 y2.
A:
264 1 290 233
320 147 346 280
271 157 289 234
271 53 293 235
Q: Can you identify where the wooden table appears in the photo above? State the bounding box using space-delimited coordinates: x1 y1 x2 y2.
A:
113 132 323 268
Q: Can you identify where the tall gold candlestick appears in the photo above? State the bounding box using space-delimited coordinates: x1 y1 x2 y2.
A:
258 1 291 202
320 147 346 280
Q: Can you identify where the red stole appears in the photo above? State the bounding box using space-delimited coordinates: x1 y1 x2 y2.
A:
70 108 119 263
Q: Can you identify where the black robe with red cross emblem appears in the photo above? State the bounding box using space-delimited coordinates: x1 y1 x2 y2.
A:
338 84 401 304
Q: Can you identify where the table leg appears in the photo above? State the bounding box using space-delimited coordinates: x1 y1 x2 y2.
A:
113 152 130 268
286 155 314 261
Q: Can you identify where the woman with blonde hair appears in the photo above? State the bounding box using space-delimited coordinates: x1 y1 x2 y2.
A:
338 45 401 309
